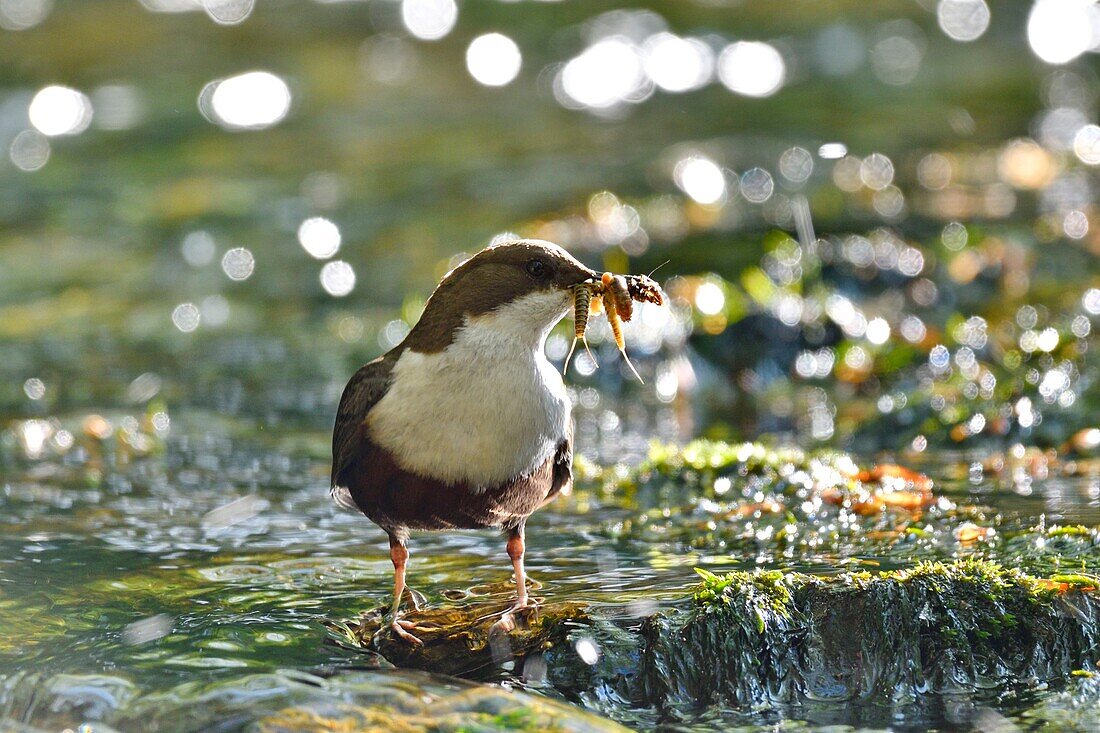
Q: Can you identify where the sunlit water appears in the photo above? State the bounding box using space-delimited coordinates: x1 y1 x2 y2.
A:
2 402 1098 731
3 0 1100 730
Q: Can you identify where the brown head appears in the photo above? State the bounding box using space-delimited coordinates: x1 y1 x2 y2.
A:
402 240 599 353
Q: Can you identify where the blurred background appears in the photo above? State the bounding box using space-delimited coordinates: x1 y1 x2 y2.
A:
2 1 1100 730
1 0 1098 458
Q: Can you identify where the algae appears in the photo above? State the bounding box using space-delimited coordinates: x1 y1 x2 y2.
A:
642 559 1100 708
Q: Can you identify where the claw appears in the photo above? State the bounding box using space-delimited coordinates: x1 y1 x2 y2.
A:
487 599 533 637
391 617 423 645
489 611 517 637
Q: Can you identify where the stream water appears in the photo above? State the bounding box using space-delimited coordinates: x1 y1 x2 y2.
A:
3 0 1100 730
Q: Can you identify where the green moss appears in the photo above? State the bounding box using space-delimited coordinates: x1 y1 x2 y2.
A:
646 559 1100 708
885 558 1051 599
1048 525 1093 538
1050 573 1100 588
692 567 794 633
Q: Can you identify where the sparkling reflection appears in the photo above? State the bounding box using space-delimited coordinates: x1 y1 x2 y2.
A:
203 71 291 130
0 0 52 30
28 85 93 136
717 41 786 98
320 260 356 296
466 33 522 87
298 217 342 259
401 0 457 42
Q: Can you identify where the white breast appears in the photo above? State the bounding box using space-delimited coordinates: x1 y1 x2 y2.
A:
367 290 573 487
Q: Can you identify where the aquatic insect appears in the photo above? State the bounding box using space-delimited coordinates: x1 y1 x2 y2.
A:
601 272 644 383
563 269 665 381
625 272 665 307
563 282 598 375
606 272 633 321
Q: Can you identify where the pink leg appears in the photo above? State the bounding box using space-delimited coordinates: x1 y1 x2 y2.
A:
490 527 529 636
507 530 528 609
388 537 422 645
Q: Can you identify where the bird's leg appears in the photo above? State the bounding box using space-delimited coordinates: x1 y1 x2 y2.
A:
388 535 422 646
489 526 529 636
509 529 528 609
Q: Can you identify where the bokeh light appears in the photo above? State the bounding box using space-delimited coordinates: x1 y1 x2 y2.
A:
870 23 924 85
1073 124 1100 165
182 231 217 267
779 147 814 184
204 71 291 130
740 167 774 203
202 0 253 24
9 130 50 171
936 0 991 42
0 0 52 30
320 260 356 296
28 85 93 136
674 156 726 205
298 217 342 259
466 33 522 87
221 247 255 281
171 303 201 332
717 41 786 98
559 38 648 110
1027 0 1098 65
642 33 714 93
401 0 457 42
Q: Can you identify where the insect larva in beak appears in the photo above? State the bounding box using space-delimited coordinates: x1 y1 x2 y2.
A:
608 274 633 321
625 273 664 306
563 282 598 375
600 272 643 383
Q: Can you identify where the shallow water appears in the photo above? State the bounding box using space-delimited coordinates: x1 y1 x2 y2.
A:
4 0 1100 730
2 408 1099 731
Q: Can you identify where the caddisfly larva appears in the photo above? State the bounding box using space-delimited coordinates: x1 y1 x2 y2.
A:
601 272 644 383
563 281 598 375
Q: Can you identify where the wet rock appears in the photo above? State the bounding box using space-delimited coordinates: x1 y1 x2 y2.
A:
332 560 1100 719
333 588 590 680
1 669 629 733
643 560 1100 708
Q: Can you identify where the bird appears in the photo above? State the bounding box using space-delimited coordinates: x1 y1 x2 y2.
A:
330 239 599 644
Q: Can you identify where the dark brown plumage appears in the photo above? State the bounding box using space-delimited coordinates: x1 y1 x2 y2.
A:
330 240 595 644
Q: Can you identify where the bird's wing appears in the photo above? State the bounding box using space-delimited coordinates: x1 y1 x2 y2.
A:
331 354 397 491
550 421 574 499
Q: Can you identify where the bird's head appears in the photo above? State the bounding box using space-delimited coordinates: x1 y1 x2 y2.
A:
403 239 599 353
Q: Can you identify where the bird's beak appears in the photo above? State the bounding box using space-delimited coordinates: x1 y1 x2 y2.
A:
557 261 600 289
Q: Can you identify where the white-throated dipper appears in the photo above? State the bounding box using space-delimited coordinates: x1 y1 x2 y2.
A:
331 240 599 644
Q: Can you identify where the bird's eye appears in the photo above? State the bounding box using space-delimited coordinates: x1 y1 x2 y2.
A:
525 259 547 278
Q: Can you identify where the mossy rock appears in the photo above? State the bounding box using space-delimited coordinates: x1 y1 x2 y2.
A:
330 560 1099 720
330 590 590 680
642 560 1100 708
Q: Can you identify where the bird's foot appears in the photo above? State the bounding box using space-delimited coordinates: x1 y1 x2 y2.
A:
390 615 423 645
488 600 533 637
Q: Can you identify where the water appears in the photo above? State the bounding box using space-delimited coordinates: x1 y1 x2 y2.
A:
3 0 1100 730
